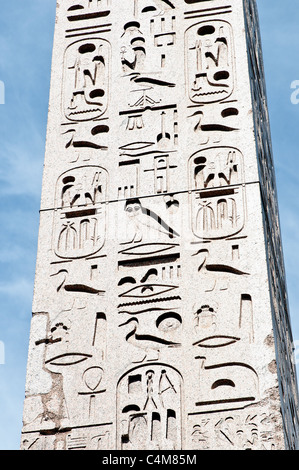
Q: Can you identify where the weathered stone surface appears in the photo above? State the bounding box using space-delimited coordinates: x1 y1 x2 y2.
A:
21 0 299 450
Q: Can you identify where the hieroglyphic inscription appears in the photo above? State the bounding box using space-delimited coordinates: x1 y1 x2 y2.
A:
189 410 276 450
189 147 246 240
21 0 296 451
185 20 234 105
53 166 108 259
117 364 182 450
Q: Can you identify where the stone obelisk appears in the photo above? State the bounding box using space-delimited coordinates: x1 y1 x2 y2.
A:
21 0 299 450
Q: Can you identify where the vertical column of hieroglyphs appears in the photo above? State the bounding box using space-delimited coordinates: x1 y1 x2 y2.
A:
21 0 185 451
114 0 185 452
21 0 115 450
21 0 298 451
183 0 260 450
182 0 288 450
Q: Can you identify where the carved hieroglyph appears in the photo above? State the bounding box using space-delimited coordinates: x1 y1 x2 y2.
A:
63 38 110 122
21 0 299 451
53 166 108 259
117 364 182 450
188 147 246 240
185 20 235 104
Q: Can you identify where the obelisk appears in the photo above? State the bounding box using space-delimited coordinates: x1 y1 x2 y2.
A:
21 0 299 450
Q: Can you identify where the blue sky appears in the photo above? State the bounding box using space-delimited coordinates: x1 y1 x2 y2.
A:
0 0 298 450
